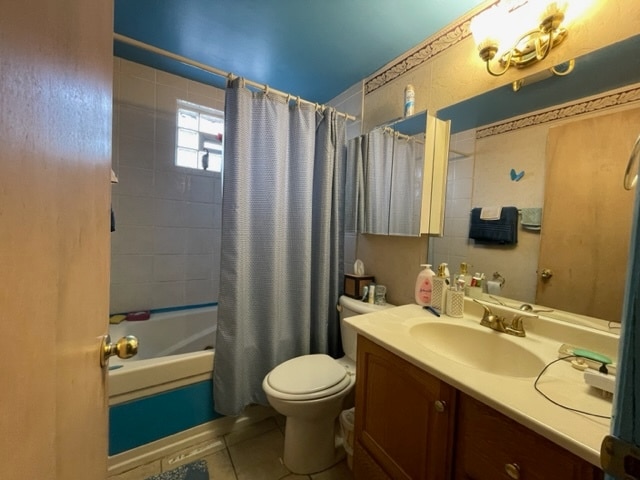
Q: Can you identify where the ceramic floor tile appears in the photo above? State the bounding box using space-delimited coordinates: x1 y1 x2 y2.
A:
203 450 237 480
310 460 353 480
279 474 310 480
224 417 280 448
228 428 289 480
274 414 286 432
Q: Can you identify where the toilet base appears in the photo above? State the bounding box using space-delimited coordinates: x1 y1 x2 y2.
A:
283 416 345 474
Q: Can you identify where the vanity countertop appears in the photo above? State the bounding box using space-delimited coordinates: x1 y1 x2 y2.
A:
345 301 620 467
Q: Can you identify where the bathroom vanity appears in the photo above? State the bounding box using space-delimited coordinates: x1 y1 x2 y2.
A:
346 300 616 480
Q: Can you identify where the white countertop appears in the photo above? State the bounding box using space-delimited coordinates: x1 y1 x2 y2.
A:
345 300 620 467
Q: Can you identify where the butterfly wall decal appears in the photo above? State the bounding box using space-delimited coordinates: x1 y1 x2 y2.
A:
510 168 525 181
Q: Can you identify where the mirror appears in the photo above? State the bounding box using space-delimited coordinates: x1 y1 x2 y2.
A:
346 112 450 237
430 34 640 324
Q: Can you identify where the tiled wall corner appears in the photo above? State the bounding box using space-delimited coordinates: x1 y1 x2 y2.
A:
110 58 224 314
328 81 364 277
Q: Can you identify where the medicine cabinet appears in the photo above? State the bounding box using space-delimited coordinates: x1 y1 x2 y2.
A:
345 111 451 237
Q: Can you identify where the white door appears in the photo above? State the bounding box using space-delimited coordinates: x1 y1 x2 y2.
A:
0 1 114 479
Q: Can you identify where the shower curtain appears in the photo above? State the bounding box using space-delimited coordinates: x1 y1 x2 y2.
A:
213 78 346 416
364 128 394 234
389 136 422 236
606 167 640 479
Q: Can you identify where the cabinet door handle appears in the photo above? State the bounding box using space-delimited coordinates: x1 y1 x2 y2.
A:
434 400 447 413
504 463 520 479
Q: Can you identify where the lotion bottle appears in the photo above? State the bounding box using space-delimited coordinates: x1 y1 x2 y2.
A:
415 264 435 307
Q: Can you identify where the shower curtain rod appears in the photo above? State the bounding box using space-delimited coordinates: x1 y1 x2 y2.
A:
114 33 357 121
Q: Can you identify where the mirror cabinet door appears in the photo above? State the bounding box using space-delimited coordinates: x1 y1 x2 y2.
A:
345 112 451 237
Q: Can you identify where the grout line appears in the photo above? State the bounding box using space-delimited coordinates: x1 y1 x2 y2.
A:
225 446 240 480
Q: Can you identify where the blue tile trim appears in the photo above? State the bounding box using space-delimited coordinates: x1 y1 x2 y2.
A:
109 380 221 456
150 302 218 314
113 302 218 317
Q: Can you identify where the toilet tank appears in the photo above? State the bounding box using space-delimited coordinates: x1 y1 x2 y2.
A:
339 295 394 362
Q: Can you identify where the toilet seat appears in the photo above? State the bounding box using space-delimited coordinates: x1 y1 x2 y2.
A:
265 354 352 401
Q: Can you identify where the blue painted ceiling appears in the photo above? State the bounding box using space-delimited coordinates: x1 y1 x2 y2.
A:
114 1 640 132
113 0 486 103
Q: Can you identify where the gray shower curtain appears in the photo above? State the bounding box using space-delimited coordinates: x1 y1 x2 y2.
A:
213 79 346 416
363 128 394 234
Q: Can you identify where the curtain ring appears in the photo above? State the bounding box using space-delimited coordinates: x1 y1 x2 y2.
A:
296 96 301 106
286 94 291 105
264 85 270 95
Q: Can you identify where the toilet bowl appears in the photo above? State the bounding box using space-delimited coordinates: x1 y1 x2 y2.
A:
262 295 392 474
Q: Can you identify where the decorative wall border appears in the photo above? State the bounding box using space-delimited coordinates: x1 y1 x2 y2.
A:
476 84 640 138
364 2 497 96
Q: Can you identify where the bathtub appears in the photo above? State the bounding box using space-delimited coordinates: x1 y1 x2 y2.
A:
106 304 278 475
108 305 220 457
109 305 217 361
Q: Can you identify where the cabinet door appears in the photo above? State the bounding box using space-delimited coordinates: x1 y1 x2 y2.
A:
354 336 456 480
454 393 604 480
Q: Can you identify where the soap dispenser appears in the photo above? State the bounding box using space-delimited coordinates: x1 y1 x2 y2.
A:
457 262 472 290
415 264 435 307
431 263 449 311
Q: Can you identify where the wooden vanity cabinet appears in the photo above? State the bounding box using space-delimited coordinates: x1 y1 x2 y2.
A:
353 335 604 480
454 393 603 480
354 336 457 479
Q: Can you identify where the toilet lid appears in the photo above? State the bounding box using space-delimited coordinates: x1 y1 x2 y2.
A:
266 354 349 398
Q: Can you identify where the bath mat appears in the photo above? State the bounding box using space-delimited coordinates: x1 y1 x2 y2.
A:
145 459 209 480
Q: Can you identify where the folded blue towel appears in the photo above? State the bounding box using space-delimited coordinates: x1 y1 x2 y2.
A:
469 206 518 245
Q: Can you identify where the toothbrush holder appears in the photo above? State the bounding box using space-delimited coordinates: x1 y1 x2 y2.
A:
445 289 465 318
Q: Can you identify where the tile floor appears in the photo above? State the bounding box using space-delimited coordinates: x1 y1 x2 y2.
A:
200 416 354 480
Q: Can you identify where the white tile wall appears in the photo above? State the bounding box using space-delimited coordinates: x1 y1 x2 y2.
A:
429 129 476 275
110 58 223 314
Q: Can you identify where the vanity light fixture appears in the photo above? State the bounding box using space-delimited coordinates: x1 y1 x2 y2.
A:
470 0 587 77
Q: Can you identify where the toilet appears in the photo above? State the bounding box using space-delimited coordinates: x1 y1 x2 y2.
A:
262 295 393 474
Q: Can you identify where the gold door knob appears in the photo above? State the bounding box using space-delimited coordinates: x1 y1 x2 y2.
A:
100 334 138 367
434 400 447 413
540 268 553 280
504 463 520 479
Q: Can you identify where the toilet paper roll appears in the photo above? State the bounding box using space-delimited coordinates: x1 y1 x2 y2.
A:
487 280 502 295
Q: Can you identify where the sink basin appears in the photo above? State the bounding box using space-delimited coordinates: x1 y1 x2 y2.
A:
409 322 547 378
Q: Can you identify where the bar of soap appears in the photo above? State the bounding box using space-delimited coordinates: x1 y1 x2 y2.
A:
109 314 127 324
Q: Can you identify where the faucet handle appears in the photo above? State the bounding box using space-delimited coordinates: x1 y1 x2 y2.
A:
473 298 492 317
506 314 526 337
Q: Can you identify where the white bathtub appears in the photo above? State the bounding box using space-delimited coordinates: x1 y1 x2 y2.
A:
108 305 217 405
106 304 278 475
109 305 217 361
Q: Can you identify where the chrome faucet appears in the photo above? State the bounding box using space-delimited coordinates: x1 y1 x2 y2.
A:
474 300 528 337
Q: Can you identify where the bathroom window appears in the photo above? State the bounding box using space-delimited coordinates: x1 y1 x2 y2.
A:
175 100 224 172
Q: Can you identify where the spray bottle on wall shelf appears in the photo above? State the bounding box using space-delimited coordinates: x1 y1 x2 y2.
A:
415 264 435 307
